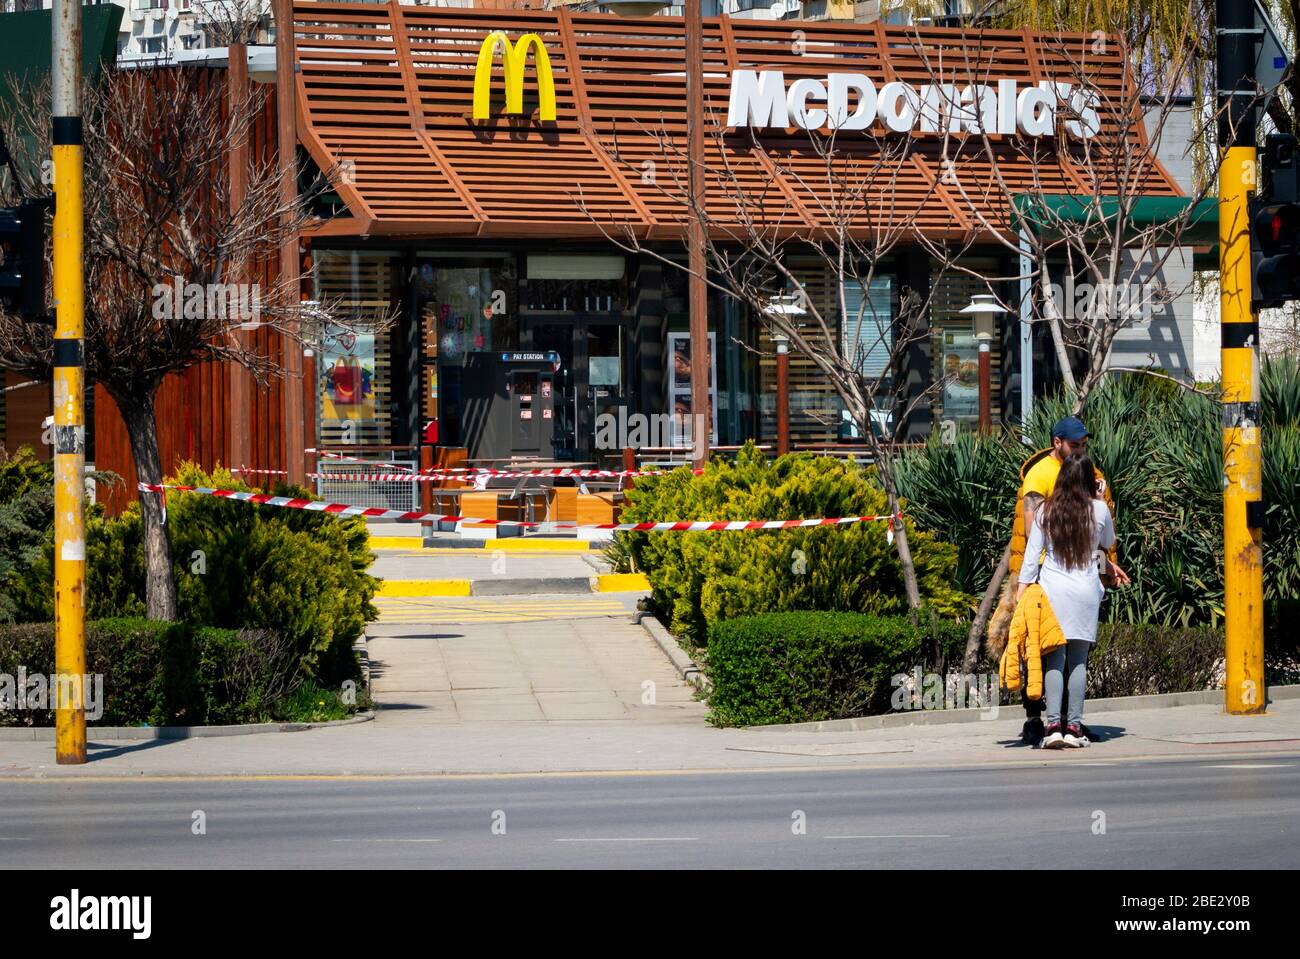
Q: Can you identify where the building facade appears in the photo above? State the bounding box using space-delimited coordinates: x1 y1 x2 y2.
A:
0 3 1191 506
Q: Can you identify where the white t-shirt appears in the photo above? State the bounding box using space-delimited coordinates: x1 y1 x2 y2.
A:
1018 498 1115 643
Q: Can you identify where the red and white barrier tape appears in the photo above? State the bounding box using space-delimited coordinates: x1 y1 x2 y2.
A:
232 467 288 476
138 483 899 532
306 449 414 472
309 467 704 482
307 450 706 481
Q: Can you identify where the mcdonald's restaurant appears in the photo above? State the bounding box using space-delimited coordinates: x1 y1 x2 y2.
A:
0 3 1200 517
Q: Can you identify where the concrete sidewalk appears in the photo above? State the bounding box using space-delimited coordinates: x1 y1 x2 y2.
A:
3 696 1297 779
365 610 702 725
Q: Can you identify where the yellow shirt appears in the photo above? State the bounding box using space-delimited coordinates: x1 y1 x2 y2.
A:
1021 453 1108 502
1020 454 1061 500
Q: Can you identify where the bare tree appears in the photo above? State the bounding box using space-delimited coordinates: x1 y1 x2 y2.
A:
194 0 274 47
0 66 365 621
578 110 988 612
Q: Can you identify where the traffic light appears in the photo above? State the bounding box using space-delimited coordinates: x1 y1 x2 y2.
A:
1252 133 1300 311
0 197 50 321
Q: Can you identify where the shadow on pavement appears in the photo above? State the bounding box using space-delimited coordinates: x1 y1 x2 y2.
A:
85 737 180 762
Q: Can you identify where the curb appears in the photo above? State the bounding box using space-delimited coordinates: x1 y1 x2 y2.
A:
635 611 708 693
595 573 650 593
473 577 593 596
748 684 1300 733
419 537 596 552
354 632 370 688
369 536 424 550
377 579 472 597
0 711 376 742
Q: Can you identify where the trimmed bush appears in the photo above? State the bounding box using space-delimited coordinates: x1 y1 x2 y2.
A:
621 445 971 646
704 610 967 727
0 618 322 727
15 463 378 685
0 448 56 624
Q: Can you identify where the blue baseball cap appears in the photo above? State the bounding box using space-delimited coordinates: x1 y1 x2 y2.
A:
1051 416 1090 441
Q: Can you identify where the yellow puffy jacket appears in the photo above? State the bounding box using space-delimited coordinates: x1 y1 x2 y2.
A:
999 583 1067 701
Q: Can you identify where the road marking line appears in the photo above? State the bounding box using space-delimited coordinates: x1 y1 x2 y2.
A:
375 615 623 624
553 837 698 842
1202 763 1295 768
330 838 442 843
373 602 627 610
823 834 951 839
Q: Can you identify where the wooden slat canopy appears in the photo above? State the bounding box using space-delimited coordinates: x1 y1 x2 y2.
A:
293 2 1182 242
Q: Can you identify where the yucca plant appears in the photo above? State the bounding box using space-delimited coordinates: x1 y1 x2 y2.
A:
893 429 1024 595
897 359 1300 640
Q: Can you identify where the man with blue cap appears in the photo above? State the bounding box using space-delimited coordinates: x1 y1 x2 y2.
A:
989 415 1129 744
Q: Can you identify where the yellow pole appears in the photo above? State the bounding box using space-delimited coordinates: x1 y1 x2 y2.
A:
1219 145 1265 716
52 0 87 762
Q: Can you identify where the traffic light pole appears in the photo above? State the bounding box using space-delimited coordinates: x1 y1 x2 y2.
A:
52 0 87 762
1216 0 1265 716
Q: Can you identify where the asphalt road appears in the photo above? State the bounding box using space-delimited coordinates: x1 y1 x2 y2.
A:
2 752 1298 868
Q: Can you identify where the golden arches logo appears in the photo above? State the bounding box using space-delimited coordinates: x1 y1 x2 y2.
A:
472 31 556 122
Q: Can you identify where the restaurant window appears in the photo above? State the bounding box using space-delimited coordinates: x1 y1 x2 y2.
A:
523 254 627 314
414 253 517 447
930 259 1002 432
839 276 894 439
758 263 894 447
314 249 401 447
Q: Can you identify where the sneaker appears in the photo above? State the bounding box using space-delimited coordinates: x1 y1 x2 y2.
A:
1064 723 1090 748
1021 717 1045 746
1041 722 1065 749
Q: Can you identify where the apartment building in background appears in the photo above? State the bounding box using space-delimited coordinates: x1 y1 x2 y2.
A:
0 0 981 61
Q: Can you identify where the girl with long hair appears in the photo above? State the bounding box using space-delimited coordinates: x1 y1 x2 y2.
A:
1016 453 1128 748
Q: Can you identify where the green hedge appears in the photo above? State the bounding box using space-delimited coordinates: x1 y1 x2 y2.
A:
0 618 336 727
1086 623 1224 698
704 610 966 727
621 446 971 646
8 463 378 685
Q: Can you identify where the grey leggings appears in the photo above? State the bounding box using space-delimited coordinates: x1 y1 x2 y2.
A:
1044 640 1091 726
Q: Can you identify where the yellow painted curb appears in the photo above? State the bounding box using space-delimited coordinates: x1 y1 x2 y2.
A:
489 539 596 552
595 573 651 593
369 536 597 552
377 580 472 597
369 536 424 550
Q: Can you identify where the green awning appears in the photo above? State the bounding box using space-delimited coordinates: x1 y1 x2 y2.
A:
0 5 122 101
1012 194 1219 246
0 5 121 187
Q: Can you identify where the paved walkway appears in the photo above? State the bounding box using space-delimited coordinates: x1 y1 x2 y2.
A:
366 593 701 725
371 594 634 625
3 699 1298 778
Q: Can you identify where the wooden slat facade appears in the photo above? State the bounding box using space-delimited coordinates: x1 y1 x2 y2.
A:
292 3 1180 242
92 67 286 514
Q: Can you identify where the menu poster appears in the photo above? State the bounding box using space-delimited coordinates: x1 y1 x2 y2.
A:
666 332 718 447
320 324 377 423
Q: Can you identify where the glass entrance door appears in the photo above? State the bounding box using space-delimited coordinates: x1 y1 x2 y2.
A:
524 318 628 461
585 320 627 460
529 323 577 459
